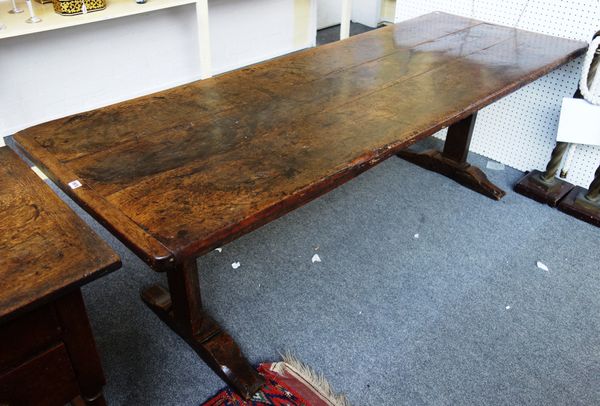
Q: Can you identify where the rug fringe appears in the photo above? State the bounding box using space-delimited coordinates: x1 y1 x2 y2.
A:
270 351 352 406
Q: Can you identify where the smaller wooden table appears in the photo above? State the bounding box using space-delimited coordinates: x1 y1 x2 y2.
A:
0 147 121 406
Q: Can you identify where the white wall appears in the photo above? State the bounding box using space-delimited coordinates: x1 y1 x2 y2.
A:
211 0 314 74
317 0 343 29
317 0 384 30
0 6 199 141
0 0 315 142
351 0 381 27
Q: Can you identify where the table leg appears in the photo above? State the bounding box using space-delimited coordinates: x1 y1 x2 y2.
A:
54 289 107 406
397 112 506 200
141 259 264 400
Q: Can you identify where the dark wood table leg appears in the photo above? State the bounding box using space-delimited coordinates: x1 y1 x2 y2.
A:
397 112 506 200
558 164 600 227
141 259 264 400
54 289 107 406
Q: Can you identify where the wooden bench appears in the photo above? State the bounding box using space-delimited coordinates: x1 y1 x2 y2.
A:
0 147 121 405
14 12 585 399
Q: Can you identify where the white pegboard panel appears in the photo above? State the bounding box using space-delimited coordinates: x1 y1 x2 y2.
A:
395 0 600 187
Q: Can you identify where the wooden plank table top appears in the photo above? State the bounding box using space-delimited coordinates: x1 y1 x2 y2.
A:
13 12 586 398
14 12 585 270
0 147 121 321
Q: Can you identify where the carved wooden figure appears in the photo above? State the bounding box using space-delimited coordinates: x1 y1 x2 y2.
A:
558 163 600 227
14 13 586 399
515 30 600 206
556 31 600 227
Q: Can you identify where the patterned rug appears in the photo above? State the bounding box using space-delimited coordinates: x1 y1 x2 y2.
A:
202 354 350 406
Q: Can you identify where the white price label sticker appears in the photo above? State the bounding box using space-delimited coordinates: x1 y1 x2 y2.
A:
68 180 82 189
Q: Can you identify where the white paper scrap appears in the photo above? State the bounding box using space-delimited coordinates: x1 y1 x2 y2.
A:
536 261 549 272
31 166 48 180
311 254 321 263
556 98 600 146
486 161 505 171
414 233 420 239
231 262 240 269
215 248 222 253
505 306 511 310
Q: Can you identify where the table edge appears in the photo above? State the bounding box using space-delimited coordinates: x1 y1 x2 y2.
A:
0 257 121 323
11 137 176 272
13 17 588 268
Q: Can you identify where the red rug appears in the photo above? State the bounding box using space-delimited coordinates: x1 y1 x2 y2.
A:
202 356 349 406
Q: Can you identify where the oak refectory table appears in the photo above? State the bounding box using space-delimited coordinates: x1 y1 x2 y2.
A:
14 12 586 399
0 147 121 405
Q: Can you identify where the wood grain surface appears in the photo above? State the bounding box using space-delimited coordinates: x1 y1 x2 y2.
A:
14 12 586 269
0 147 121 321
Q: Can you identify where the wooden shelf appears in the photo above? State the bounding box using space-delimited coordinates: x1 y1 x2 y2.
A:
0 0 195 39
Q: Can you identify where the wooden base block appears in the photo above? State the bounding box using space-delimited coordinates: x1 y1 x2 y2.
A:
558 186 600 228
397 149 506 200
141 285 264 400
514 170 574 207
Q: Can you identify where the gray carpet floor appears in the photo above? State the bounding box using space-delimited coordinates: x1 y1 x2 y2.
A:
8 136 600 405
316 22 376 46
